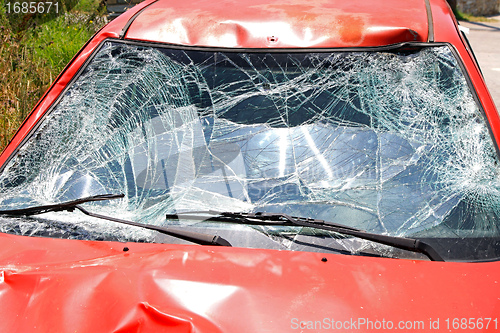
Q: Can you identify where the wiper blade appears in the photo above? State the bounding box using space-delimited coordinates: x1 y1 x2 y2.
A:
167 211 361 230
166 211 443 261
0 194 231 247
0 193 125 216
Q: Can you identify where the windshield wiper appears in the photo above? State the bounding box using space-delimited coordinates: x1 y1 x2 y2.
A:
166 211 444 261
0 193 125 215
0 194 231 247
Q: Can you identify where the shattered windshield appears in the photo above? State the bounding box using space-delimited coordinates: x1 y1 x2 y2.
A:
1 40 499 261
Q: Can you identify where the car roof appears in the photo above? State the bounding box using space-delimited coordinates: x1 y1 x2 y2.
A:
117 0 432 48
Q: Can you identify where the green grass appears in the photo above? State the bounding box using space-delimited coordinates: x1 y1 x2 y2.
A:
454 9 499 22
26 12 106 70
0 0 106 151
74 0 103 12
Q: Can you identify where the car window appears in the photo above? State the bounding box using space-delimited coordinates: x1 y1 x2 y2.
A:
1 41 499 261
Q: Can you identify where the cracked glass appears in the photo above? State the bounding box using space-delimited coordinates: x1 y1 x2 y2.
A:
0 41 499 261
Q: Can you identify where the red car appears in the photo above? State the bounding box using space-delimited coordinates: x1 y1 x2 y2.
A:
0 0 499 331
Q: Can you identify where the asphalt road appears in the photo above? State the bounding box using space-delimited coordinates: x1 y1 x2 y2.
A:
460 17 500 111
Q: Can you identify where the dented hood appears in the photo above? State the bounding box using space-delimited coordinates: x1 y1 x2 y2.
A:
124 0 430 47
1 232 499 332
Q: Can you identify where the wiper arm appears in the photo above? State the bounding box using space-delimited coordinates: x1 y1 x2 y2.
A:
73 206 231 246
166 211 443 261
0 194 231 247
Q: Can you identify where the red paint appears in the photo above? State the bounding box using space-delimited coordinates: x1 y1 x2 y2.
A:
125 0 429 47
0 232 499 332
0 0 499 331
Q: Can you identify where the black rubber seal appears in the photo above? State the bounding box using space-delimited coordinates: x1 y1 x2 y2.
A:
119 0 160 39
424 0 435 42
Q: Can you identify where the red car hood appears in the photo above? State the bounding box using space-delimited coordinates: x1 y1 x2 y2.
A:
0 232 499 332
